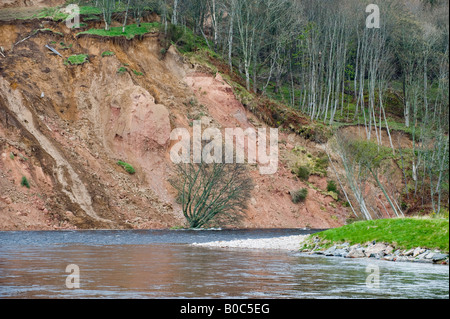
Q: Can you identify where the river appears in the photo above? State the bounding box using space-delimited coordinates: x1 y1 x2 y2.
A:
0 229 448 299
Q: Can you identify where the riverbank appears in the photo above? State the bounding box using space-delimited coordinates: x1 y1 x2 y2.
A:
192 218 449 265
300 218 449 265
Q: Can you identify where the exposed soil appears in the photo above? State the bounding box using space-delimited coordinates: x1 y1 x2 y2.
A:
0 13 406 230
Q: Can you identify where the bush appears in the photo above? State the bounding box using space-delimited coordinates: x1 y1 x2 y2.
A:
170 162 253 229
327 180 338 193
295 165 310 181
21 176 30 189
117 161 136 174
291 188 308 203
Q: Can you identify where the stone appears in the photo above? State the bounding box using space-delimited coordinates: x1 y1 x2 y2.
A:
395 256 408 262
364 243 387 258
413 247 426 257
65 211 74 218
384 245 394 255
424 251 435 259
431 253 449 262
382 255 395 261
347 247 366 258
404 249 415 256
324 246 337 256
333 249 349 258
349 244 361 250
415 252 429 260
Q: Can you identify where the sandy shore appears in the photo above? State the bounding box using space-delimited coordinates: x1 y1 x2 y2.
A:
192 235 309 251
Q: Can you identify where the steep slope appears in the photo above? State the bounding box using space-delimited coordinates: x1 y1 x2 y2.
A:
0 17 350 230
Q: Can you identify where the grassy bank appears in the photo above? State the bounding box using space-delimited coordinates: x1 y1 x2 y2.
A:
309 218 449 253
76 22 160 40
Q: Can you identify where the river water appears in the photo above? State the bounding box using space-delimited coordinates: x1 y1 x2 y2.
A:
0 229 448 299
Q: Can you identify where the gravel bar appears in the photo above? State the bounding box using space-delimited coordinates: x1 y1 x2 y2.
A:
192 235 309 251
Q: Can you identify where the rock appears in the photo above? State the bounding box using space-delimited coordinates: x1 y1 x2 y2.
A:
349 244 361 250
431 253 449 262
384 245 394 255
415 252 429 260
382 255 395 261
423 251 435 259
404 249 415 256
364 243 387 258
395 256 408 262
333 249 349 258
324 246 337 256
413 247 426 257
1 196 12 205
347 247 366 258
393 250 402 256
65 211 74 218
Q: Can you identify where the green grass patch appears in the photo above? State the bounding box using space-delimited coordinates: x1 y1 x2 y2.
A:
76 22 160 40
66 54 89 65
101 51 115 57
117 161 136 174
79 6 103 16
117 66 127 74
313 218 449 253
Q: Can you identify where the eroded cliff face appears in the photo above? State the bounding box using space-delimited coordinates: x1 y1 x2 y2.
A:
0 17 351 230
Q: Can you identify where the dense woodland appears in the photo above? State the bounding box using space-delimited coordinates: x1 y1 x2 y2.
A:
71 0 448 220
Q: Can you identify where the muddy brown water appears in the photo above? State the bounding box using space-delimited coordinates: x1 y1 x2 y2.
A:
0 229 448 299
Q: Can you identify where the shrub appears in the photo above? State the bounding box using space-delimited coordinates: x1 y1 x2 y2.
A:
295 165 310 181
117 161 136 174
170 162 253 229
327 180 338 193
291 188 308 203
21 176 30 189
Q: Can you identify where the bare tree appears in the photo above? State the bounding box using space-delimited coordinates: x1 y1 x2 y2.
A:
170 162 254 228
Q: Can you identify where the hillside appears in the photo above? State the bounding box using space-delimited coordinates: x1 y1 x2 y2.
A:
0 8 353 230
0 0 448 231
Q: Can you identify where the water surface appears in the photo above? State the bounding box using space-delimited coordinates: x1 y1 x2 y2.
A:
0 230 448 299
